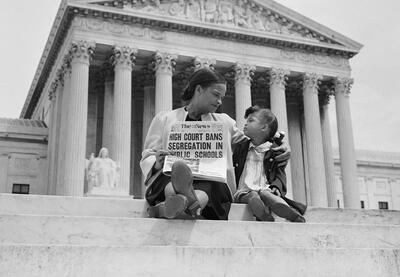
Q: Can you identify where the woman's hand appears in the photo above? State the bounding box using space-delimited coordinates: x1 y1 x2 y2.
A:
271 187 281 197
271 143 291 167
154 150 171 170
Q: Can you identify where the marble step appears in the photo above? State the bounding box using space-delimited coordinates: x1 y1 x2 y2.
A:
1 193 400 224
1 214 399 249
1 244 399 277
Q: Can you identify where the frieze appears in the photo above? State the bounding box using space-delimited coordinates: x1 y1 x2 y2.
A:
73 17 166 40
101 0 338 44
280 49 349 69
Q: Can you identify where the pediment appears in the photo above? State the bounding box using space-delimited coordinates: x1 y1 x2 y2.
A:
75 0 361 51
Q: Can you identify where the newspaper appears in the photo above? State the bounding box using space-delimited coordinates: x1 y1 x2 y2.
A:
163 121 227 183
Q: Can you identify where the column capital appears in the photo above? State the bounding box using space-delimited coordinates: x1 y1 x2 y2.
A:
234 63 255 85
334 77 353 97
269 67 290 89
111 45 137 70
193 56 216 71
303 72 322 92
69 40 95 65
153 52 177 76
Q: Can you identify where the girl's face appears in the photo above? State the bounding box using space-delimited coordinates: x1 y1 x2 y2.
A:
196 83 226 113
243 112 268 141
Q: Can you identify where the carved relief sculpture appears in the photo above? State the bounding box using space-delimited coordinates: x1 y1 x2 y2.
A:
105 0 336 44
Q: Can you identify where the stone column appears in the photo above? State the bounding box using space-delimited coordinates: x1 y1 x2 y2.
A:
46 84 57 195
335 77 360 208
56 61 71 196
142 68 155 146
234 63 255 129
111 45 137 195
154 52 177 113
320 94 337 207
287 101 307 203
102 75 114 154
63 41 95 196
269 67 293 197
302 73 328 207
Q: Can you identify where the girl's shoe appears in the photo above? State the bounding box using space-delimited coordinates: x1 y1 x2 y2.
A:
270 202 305 223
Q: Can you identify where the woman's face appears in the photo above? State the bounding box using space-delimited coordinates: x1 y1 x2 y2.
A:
196 83 226 113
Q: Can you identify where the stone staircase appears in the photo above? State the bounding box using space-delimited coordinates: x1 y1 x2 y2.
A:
0 193 399 276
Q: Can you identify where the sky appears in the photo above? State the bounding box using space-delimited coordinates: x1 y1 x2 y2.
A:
0 0 399 152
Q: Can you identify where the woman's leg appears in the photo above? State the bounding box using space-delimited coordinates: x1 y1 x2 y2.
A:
193 181 231 220
259 190 305 222
147 182 188 219
171 161 201 215
239 191 274 222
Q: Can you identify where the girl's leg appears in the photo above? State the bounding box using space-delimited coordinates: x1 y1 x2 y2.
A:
166 180 208 216
259 190 305 222
240 191 274 222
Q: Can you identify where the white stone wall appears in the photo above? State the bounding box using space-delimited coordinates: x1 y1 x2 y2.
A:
0 140 48 195
335 163 400 210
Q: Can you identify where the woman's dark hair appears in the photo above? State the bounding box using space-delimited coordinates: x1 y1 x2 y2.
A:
181 68 226 101
245 105 278 141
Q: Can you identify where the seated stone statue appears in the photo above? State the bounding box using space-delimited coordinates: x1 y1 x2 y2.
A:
86 147 120 194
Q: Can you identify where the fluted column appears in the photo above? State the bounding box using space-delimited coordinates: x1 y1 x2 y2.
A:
302 73 328 207
46 76 63 195
56 61 71 195
320 95 337 207
63 41 95 196
234 63 255 129
335 77 360 208
269 68 293 197
142 68 156 146
154 52 176 113
287 101 307 203
111 45 137 195
102 75 114 154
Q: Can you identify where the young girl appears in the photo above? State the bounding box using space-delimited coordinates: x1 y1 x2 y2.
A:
233 106 306 222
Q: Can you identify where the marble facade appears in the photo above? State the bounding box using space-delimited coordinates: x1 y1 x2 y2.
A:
19 0 363 207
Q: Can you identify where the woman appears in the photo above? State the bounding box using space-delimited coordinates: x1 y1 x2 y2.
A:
140 68 289 220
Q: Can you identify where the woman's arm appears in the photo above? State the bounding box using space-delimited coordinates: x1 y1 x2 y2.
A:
140 112 166 182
